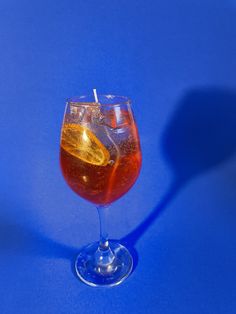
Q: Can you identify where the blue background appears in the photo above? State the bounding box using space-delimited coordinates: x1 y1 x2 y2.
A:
1 0 236 313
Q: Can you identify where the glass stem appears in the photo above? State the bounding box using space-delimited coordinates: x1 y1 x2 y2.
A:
95 205 115 270
97 205 109 249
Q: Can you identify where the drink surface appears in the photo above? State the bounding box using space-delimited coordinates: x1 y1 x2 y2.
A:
60 119 142 205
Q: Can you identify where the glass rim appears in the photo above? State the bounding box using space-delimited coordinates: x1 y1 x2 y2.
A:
66 94 131 107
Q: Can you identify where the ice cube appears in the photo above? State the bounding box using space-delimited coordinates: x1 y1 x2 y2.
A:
100 107 131 130
70 105 85 122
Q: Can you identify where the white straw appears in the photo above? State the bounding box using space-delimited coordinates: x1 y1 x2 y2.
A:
93 88 99 103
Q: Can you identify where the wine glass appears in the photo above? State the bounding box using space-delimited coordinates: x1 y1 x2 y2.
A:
60 94 142 286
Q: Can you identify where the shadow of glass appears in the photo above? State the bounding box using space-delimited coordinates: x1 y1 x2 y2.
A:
121 87 236 270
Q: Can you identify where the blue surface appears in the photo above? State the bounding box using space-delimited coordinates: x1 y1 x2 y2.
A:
1 0 236 313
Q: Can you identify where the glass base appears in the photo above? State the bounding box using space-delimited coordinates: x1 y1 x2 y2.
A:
75 241 133 287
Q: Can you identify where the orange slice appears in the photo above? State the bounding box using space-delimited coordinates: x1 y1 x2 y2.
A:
61 123 110 166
